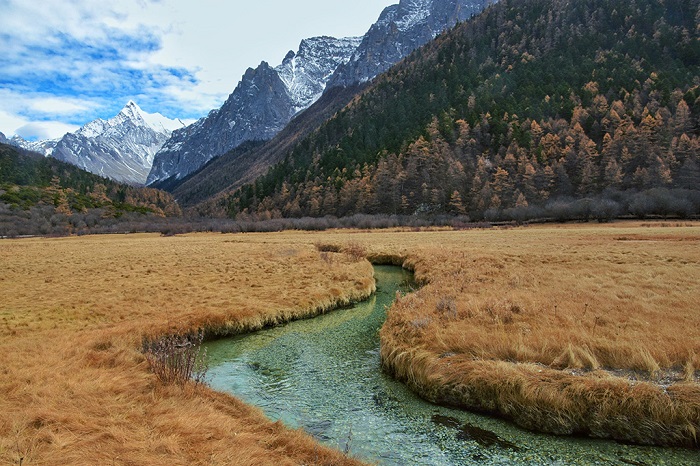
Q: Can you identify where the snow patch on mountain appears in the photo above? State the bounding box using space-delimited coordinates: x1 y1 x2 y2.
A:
7 135 60 156
276 36 362 113
382 0 433 32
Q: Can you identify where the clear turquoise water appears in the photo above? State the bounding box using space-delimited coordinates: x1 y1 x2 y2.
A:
205 266 699 465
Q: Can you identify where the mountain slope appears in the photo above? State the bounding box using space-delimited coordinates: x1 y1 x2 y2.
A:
153 0 496 201
0 142 180 219
154 84 367 209
220 0 700 220
328 0 495 87
146 36 361 185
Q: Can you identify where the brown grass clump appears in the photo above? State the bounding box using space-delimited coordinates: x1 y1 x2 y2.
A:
0 233 374 465
367 222 700 447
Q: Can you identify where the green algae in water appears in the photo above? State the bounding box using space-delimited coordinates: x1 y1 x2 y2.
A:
205 266 699 465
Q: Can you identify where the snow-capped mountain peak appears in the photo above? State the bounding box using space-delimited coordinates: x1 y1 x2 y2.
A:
119 100 185 133
50 101 186 185
275 36 362 112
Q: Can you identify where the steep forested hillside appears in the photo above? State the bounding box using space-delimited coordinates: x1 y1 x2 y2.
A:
219 0 700 221
0 143 181 236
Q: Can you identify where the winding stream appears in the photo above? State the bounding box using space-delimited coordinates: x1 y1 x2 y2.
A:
205 266 698 465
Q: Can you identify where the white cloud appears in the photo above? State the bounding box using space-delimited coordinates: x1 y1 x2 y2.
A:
0 110 29 138
15 122 80 141
0 0 397 138
27 97 97 116
0 108 78 140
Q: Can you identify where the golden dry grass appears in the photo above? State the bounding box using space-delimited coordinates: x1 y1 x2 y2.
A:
2 222 699 464
359 222 700 447
0 233 375 466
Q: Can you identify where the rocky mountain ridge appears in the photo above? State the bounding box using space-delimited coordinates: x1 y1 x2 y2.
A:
328 0 494 87
146 36 361 185
7 135 60 157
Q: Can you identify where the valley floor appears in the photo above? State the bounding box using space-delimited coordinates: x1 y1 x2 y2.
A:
1 222 698 464
0 233 374 466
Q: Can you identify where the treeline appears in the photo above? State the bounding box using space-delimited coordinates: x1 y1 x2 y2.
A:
0 211 490 238
221 0 700 221
1 143 181 236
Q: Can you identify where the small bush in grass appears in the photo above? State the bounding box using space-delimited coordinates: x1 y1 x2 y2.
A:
343 241 366 261
436 296 458 319
142 331 208 386
314 241 341 253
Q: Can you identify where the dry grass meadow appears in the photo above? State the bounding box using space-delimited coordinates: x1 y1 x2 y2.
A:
1 221 699 464
369 222 700 447
0 233 374 466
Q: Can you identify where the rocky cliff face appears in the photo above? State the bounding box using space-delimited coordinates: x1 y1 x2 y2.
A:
276 36 364 112
328 0 495 87
50 101 184 184
147 36 361 185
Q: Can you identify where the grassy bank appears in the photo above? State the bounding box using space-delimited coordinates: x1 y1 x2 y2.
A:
0 233 374 465
368 223 700 447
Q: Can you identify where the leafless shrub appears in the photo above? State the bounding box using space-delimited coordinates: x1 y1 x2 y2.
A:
436 296 458 319
343 241 366 262
411 316 433 329
142 331 208 386
314 241 341 253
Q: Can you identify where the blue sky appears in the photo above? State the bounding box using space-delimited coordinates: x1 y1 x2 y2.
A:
0 0 396 140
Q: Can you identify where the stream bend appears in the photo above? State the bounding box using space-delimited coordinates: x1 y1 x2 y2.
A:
204 265 696 466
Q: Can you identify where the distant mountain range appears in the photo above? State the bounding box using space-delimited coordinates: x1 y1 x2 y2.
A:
5 0 493 188
146 0 494 186
7 102 184 184
6 134 59 157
